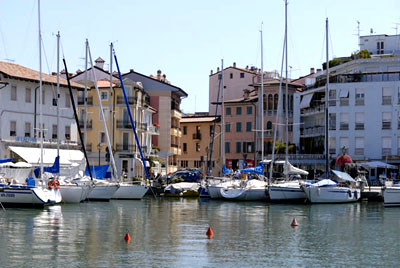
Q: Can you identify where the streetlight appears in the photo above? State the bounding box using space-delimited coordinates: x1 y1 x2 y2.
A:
97 143 101 166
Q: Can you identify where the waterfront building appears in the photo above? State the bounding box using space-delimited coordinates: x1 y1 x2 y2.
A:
0 61 84 165
123 69 187 174
208 62 280 115
179 113 221 176
293 34 400 173
70 59 159 178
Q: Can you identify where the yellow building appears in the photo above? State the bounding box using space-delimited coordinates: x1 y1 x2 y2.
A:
179 114 221 176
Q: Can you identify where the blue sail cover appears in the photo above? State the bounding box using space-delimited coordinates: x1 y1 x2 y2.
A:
240 162 264 175
0 158 13 164
222 165 232 175
34 156 60 177
85 165 110 179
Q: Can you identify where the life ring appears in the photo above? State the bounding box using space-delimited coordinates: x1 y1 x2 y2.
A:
54 179 60 190
48 180 54 189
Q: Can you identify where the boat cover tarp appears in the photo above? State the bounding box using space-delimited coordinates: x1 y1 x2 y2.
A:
331 170 356 182
34 156 60 177
222 165 232 175
360 161 397 169
85 165 110 179
241 162 264 175
0 158 13 164
312 179 337 187
283 161 309 175
165 182 199 192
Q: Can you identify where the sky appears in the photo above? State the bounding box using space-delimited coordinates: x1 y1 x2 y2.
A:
0 0 399 113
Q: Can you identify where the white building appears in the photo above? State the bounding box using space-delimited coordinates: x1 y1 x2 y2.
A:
359 34 400 55
0 61 83 166
293 56 400 168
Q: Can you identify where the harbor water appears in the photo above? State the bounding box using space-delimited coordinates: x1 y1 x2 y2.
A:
0 197 398 267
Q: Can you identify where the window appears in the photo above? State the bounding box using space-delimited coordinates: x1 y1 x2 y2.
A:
236 107 242 115
181 160 188 168
65 92 71 108
329 137 336 154
209 125 213 136
382 112 391 129
329 90 336 106
236 122 242 132
243 142 254 153
183 143 187 152
226 107 231 115
339 89 349 106
52 125 58 139
65 126 71 140
246 122 252 132
225 142 230 153
329 113 336 130
42 89 45 105
355 88 364 106
194 160 202 168
266 121 272 130
122 132 129 150
268 95 273 111
274 94 278 111
100 107 109 121
377 41 384 54
230 73 233 79
195 143 200 152
340 113 349 130
339 137 349 151
10 121 16 136
247 106 252 115
225 122 231 132
240 73 245 78
101 91 108 101
355 113 364 130
235 141 241 153
382 136 391 155
99 132 106 144
183 126 187 135
11 85 17 101
382 87 392 105
355 137 364 155
25 88 31 103
25 122 31 137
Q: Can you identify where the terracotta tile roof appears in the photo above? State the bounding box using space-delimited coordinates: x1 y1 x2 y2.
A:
0 61 84 88
94 79 118 88
181 117 217 123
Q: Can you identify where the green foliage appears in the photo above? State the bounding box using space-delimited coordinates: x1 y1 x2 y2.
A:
351 49 371 60
274 141 296 154
171 177 184 183
322 57 352 70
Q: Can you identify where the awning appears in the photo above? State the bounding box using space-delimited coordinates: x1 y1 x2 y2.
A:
331 170 355 182
339 89 349 98
300 93 313 109
360 161 397 169
9 146 84 166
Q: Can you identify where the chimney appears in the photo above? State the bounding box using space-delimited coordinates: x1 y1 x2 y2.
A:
243 89 250 99
130 69 134 73
157 70 162 80
246 65 249 70
163 74 166 81
217 67 220 72
210 70 213 75
310 68 315 74
317 68 322 72
95 57 105 69
233 62 236 68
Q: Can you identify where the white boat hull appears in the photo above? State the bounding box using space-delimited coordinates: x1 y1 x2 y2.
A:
268 183 306 202
208 180 240 199
87 185 119 201
220 187 267 201
304 186 360 203
383 187 400 206
112 184 149 199
0 184 61 207
60 185 89 203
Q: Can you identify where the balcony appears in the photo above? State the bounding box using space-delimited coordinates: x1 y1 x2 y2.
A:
78 96 93 105
329 148 336 154
117 96 137 105
382 121 391 130
192 133 202 140
300 104 324 116
355 98 364 106
382 148 391 156
78 119 92 129
137 123 148 132
382 96 392 105
355 123 364 130
171 108 182 119
116 144 136 152
339 98 349 106
171 143 179 154
116 120 132 129
339 123 349 130
148 125 159 135
300 126 325 137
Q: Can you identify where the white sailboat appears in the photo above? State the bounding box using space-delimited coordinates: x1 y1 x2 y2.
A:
302 18 360 204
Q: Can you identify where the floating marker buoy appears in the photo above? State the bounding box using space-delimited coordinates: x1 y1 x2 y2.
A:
291 218 299 227
206 227 214 237
124 232 131 242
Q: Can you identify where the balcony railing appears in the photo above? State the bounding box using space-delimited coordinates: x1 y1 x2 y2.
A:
116 144 136 152
329 148 336 154
340 123 349 130
382 121 391 130
78 96 93 105
116 120 132 129
117 96 137 105
301 104 324 116
300 126 325 136
355 98 364 106
78 119 92 129
382 96 392 105
192 133 201 140
382 148 391 156
340 99 349 106
355 123 364 130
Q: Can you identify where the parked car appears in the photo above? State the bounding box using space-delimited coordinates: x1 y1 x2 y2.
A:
165 170 203 183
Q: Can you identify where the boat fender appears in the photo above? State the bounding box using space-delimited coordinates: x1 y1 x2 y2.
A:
48 180 54 189
354 190 358 200
348 190 352 198
317 187 320 196
54 179 60 190
240 180 246 188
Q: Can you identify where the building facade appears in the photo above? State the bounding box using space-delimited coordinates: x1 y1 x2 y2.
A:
179 114 221 176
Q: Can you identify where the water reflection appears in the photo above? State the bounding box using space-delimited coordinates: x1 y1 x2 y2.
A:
1 199 400 267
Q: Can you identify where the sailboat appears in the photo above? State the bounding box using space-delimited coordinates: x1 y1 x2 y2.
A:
267 0 309 203
111 44 150 200
302 18 360 203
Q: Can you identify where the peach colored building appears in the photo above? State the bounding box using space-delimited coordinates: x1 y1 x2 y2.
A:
179 114 221 176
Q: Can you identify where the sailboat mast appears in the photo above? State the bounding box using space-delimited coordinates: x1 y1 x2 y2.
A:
284 0 289 165
109 43 114 156
325 18 330 177
221 59 225 170
38 0 44 177
56 32 60 160
84 40 88 148
260 25 264 162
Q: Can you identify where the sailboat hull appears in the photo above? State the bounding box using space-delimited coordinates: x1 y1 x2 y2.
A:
87 185 119 201
304 186 360 203
112 184 149 199
268 182 307 202
0 184 60 207
383 187 400 206
60 185 87 203
220 187 267 201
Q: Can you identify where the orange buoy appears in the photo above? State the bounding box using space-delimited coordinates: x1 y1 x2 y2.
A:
291 218 299 227
206 227 214 237
124 232 131 242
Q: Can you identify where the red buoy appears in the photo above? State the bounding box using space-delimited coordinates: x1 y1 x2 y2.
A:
124 232 131 242
206 227 214 237
291 218 299 227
